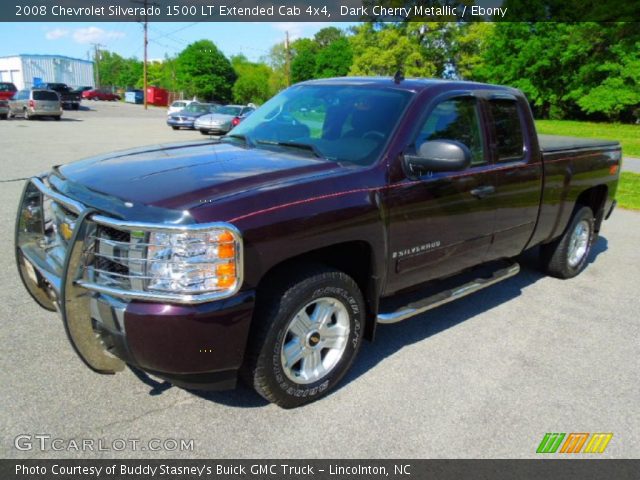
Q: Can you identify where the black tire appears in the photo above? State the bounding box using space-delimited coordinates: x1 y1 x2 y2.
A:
53 116 61 121
171 126 178 130
0 114 7 120
540 206 595 278
243 266 365 408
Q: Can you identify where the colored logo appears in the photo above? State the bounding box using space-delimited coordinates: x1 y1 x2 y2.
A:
537 433 613 454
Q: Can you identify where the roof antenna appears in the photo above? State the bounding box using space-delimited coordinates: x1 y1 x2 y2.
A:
393 70 405 84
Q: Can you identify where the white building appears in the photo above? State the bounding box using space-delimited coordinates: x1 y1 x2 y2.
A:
0 54 94 90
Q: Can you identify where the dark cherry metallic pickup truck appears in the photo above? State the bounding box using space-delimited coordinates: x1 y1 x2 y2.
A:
16 78 621 407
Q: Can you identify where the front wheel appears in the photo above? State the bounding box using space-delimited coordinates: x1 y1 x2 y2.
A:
540 206 595 278
243 266 365 408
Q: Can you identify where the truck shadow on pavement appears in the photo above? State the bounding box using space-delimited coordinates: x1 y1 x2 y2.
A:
134 237 608 408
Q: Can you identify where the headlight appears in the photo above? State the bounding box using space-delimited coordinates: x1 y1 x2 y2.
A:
146 228 240 295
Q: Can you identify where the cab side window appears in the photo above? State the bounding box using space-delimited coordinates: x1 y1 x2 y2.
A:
416 97 485 165
489 100 524 161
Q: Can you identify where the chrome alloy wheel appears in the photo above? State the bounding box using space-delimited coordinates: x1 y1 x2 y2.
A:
280 297 351 385
567 219 590 267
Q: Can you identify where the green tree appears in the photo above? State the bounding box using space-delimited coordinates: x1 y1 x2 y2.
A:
315 37 352 78
474 22 640 121
264 42 289 92
291 38 318 83
95 51 141 89
231 55 273 104
175 40 236 102
314 27 344 47
349 24 436 77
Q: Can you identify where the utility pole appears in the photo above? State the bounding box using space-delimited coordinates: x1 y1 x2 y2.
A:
284 31 291 87
90 43 104 88
133 0 155 110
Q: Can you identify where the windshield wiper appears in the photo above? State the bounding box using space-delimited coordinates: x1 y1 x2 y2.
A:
254 140 324 159
221 134 254 147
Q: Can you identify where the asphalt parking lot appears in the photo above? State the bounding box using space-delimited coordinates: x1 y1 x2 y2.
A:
0 102 638 459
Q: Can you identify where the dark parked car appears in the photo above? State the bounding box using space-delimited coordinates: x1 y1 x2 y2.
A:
194 105 255 134
73 86 94 94
15 77 620 408
82 89 120 101
0 99 8 119
8 88 62 120
0 81 17 101
38 83 81 110
166 102 218 130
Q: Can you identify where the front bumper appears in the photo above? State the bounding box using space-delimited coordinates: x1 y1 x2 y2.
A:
15 177 255 390
195 122 230 133
167 117 195 128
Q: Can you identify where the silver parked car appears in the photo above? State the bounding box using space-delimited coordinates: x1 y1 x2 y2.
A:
194 105 255 135
8 89 62 120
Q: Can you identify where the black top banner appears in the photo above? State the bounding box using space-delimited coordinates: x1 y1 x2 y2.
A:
5 0 640 22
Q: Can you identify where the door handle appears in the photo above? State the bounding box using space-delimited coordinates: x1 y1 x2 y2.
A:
470 185 496 199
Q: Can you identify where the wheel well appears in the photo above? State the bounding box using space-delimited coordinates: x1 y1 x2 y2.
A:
255 241 378 340
575 185 608 233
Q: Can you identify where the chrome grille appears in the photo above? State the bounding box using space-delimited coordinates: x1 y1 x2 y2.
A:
89 226 147 291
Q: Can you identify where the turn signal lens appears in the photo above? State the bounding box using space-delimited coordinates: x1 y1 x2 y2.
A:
217 243 235 259
216 262 236 277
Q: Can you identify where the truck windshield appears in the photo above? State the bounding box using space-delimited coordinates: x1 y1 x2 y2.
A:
227 84 413 165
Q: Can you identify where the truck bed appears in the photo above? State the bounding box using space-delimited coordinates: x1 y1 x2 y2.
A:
538 134 619 153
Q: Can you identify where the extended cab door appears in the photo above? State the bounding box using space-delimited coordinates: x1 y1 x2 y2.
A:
384 93 496 294
482 94 542 260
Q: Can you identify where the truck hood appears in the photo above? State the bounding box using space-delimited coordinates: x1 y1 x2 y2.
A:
58 140 341 210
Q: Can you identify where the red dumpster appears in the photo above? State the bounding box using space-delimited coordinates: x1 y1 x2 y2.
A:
146 86 169 107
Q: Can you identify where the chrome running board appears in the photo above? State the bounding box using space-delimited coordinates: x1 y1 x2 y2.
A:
377 263 520 324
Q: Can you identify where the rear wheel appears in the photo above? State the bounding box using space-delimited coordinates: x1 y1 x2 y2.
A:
540 206 595 278
0 114 7 120
243 266 365 408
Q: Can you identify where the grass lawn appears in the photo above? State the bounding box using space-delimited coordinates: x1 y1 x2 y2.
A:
536 120 640 158
617 172 640 211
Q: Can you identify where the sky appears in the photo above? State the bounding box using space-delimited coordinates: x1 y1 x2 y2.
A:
0 22 357 62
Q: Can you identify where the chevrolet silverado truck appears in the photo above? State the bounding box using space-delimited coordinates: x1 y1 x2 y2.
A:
15 78 621 408
38 83 82 110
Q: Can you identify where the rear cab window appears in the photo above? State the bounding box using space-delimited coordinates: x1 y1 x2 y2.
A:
488 99 525 162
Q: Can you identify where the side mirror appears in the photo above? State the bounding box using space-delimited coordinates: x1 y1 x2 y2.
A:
405 140 471 174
